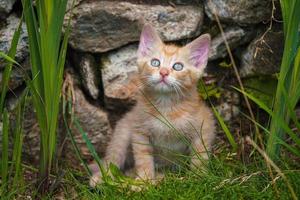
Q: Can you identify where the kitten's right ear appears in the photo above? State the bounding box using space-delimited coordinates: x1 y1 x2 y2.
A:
137 24 162 57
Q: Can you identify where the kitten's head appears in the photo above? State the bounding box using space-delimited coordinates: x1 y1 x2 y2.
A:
137 24 211 94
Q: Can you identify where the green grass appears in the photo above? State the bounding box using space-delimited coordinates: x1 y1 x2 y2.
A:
0 13 27 197
21 0 70 193
25 152 298 200
2 145 300 200
267 0 300 160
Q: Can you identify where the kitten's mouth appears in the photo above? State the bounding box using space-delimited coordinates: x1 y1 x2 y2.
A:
154 79 174 92
159 79 167 84
158 78 169 85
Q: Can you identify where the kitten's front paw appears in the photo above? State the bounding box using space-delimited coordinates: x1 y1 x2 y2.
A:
89 172 103 188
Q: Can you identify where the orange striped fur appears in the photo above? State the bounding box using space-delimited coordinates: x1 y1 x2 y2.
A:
90 25 215 187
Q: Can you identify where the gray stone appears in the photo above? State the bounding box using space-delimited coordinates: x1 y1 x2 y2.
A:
66 0 83 11
240 27 283 77
205 0 272 25
66 0 204 52
209 26 255 60
0 14 29 69
215 90 240 122
101 44 139 109
0 0 16 17
72 53 100 100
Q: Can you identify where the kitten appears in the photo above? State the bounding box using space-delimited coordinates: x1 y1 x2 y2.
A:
90 24 216 187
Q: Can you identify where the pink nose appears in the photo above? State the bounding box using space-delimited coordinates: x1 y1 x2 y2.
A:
159 68 169 78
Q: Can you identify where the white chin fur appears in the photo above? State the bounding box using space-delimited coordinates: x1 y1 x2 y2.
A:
154 82 172 92
148 75 174 93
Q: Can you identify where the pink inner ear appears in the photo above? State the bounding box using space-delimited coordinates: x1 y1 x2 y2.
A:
188 35 210 69
138 24 160 56
138 31 153 56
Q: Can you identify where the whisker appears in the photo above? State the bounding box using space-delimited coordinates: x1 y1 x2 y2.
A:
172 85 180 102
175 80 188 91
173 81 185 98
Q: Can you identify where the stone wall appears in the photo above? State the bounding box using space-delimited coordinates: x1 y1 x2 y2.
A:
0 0 282 166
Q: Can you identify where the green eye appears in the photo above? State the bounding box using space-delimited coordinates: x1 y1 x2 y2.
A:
173 62 184 71
151 58 160 67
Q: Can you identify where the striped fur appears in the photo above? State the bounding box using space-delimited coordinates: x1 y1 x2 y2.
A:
90 25 215 187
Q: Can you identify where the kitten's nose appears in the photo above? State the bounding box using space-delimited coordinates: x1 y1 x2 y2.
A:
159 67 169 78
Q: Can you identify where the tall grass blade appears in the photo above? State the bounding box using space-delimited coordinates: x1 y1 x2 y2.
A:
0 15 23 113
235 87 300 157
267 0 300 159
1 110 9 195
21 0 70 194
11 89 28 189
62 96 92 175
199 80 237 151
212 107 237 151
73 118 104 175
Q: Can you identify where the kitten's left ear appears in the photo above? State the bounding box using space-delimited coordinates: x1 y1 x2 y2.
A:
184 34 211 70
137 24 162 57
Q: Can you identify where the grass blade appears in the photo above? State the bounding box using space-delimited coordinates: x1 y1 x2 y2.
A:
267 0 300 159
62 97 92 176
11 89 28 189
0 15 23 113
1 110 9 195
212 107 238 151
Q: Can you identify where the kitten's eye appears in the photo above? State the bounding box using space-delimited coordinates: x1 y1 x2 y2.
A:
150 58 160 67
172 62 184 71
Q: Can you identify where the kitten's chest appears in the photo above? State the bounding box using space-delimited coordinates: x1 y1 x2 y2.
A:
144 110 192 151
148 118 191 167
144 108 193 134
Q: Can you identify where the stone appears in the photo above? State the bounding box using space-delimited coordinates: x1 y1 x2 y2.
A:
66 0 204 52
205 0 272 25
66 0 83 12
0 14 29 69
63 69 112 162
240 25 283 77
209 26 255 60
215 90 240 122
72 52 100 100
296 107 300 119
101 44 139 111
0 0 16 18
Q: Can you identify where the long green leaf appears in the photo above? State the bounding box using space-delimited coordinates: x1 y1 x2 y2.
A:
212 107 237 151
0 15 23 113
73 117 107 180
22 0 70 193
1 110 9 195
11 88 28 189
62 97 92 176
235 87 300 150
267 0 300 159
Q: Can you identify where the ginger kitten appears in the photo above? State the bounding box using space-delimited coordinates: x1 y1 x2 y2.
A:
90 24 216 187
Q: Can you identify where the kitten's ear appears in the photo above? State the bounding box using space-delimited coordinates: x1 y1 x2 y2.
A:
184 34 211 70
138 24 162 57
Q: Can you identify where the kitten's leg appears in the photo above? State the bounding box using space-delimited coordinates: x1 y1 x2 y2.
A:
89 122 131 187
190 122 215 170
132 132 155 181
